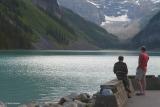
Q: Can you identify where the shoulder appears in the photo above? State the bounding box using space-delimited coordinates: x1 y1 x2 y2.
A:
139 52 145 58
123 62 127 65
122 62 127 66
139 52 144 56
114 62 119 65
145 52 149 56
115 62 126 65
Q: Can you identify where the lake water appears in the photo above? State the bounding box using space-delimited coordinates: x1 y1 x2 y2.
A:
0 50 160 106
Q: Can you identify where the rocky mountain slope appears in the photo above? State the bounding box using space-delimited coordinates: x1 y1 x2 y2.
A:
132 11 160 49
59 0 160 40
0 0 118 50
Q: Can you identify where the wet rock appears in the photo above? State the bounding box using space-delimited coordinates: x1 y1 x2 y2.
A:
66 93 79 100
76 93 91 103
60 96 73 103
59 93 79 104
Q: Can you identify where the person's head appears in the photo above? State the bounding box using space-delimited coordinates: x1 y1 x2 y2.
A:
118 56 124 62
141 46 146 52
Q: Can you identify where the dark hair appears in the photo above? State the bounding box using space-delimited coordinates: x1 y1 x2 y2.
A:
118 56 124 61
141 46 146 51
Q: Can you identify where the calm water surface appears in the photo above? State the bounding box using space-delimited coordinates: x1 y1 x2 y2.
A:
0 50 160 106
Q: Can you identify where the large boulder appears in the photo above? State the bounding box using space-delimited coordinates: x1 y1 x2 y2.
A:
76 93 91 103
59 93 79 105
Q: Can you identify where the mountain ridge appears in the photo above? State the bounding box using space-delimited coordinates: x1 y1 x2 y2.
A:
0 0 119 50
132 11 160 49
59 0 160 40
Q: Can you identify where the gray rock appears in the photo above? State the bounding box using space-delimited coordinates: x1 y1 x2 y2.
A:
63 102 77 107
74 100 86 107
76 93 90 103
66 93 79 100
60 93 79 103
42 103 63 107
86 103 94 107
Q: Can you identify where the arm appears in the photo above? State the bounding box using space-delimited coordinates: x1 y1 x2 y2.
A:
113 63 116 74
138 54 142 68
124 63 128 75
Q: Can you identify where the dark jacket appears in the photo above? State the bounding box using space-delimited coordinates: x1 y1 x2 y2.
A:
113 61 128 80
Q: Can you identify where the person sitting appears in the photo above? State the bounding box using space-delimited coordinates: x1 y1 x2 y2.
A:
113 56 131 98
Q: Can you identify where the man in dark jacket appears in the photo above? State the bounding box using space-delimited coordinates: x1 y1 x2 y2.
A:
113 56 131 98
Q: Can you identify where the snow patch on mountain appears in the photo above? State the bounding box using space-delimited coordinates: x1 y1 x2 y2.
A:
135 0 140 5
151 0 160 3
101 14 131 25
86 0 100 8
59 0 160 40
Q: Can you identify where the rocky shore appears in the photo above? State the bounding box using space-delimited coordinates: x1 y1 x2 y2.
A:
19 93 96 107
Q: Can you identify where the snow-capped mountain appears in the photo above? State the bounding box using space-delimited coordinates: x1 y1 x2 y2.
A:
58 0 160 40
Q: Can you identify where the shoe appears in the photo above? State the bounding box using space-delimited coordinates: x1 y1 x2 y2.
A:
136 93 144 96
128 96 132 98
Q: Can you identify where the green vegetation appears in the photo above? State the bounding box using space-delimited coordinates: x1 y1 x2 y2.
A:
0 0 118 49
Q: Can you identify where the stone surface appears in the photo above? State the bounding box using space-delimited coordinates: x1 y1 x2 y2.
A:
95 79 128 107
74 100 86 107
126 91 160 107
95 95 118 107
129 75 160 90
76 93 90 103
63 102 78 107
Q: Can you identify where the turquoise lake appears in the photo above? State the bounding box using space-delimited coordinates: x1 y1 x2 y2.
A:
0 50 160 106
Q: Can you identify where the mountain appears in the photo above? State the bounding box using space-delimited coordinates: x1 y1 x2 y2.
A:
132 11 160 50
59 0 160 40
0 0 118 50
32 0 61 17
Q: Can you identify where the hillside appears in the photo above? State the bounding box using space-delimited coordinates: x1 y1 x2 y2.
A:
132 11 160 49
0 0 118 50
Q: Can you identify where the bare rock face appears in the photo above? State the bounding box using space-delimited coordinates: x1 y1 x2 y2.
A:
58 0 104 25
32 0 61 17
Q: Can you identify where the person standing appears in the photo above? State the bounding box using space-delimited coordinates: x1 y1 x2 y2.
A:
136 46 149 95
113 56 131 98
